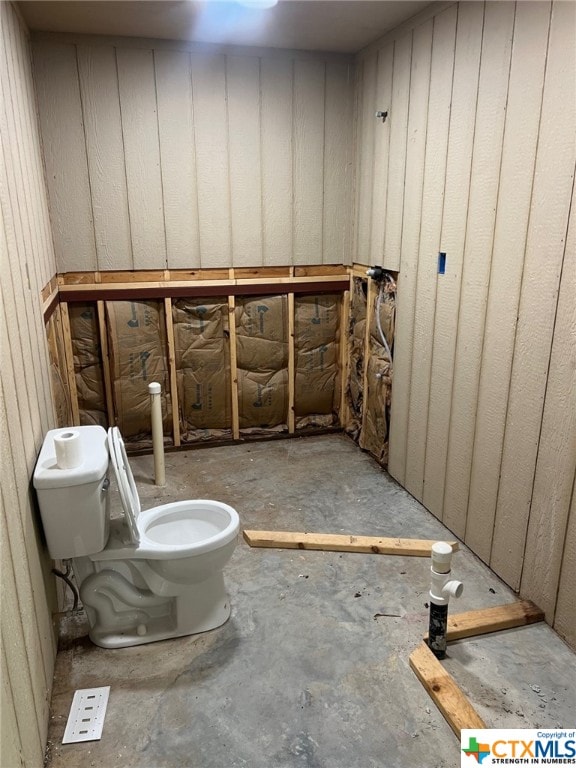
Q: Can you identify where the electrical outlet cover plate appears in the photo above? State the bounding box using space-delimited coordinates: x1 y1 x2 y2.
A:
62 686 110 744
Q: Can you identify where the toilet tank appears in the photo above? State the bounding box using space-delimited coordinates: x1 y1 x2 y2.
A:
33 426 110 559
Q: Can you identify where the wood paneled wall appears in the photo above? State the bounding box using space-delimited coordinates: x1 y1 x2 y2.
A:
31 34 355 273
355 1 575 648
0 3 59 766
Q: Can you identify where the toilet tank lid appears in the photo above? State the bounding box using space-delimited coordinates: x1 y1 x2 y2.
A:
33 426 109 489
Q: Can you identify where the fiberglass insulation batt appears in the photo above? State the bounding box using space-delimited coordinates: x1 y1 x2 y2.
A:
69 303 106 427
235 295 289 432
294 294 340 429
172 298 231 440
106 300 171 439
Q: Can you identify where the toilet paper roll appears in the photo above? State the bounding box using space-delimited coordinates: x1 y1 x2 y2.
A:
54 430 83 469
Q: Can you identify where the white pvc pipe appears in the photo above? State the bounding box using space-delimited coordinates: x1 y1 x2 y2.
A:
429 542 463 606
149 382 165 487
428 541 463 659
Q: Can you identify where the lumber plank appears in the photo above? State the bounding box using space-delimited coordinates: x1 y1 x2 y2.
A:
339 287 351 427
288 292 295 434
59 301 80 425
234 266 292 279
168 268 230 281
228 296 240 440
294 265 347 277
59 271 97 284
243 530 458 556
40 275 57 301
360 276 374 441
42 288 59 322
164 298 181 447
97 300 114 427
58 275 348 293
424 600 544 642
409 641 486 737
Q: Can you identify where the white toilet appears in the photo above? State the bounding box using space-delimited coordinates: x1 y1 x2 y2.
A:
33 426 239 649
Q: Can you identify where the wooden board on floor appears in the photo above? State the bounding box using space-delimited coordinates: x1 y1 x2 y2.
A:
243 530 458 556
409 641 486 738
423 600 544 643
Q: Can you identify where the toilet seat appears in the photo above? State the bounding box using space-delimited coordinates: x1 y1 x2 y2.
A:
104 427 239 561
107 427 141 545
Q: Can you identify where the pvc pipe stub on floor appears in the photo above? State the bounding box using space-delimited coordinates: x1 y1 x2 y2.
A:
148 382 161 395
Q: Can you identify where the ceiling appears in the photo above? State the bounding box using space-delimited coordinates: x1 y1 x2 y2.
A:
18 0 432 54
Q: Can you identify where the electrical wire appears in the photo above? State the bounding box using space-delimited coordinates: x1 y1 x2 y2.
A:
52 560 79 612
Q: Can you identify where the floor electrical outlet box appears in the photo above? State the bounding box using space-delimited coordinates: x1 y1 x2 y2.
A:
62 686 110 744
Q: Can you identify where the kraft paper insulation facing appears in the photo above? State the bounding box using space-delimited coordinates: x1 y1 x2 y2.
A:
294 294 341 429
59 291 345 444
172 298 232 441
69 303 107 427
345 278 367 440
106 301 171 439
235 295 289 433
46 311 73 428
346 277 396 467
359 279 395 466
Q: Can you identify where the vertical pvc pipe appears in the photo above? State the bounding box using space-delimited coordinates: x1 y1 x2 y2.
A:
149 382 165 487
428 542 463 660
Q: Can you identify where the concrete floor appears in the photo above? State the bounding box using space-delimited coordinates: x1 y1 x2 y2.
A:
46 435 576 768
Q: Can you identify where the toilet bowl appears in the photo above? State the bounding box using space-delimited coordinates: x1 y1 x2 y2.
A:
34 426 240 648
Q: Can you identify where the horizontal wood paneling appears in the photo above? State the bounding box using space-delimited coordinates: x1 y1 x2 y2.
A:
356 1 576 649
32 35 355 272
0 2 59 765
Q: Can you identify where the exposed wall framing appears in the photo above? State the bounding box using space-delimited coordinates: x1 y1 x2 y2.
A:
45 305 73 427
344 270 397 467
42 266 396 458
44 267 382 452
67 303 106 427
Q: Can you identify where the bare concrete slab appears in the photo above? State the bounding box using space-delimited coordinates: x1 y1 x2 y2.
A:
46 435 576 768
